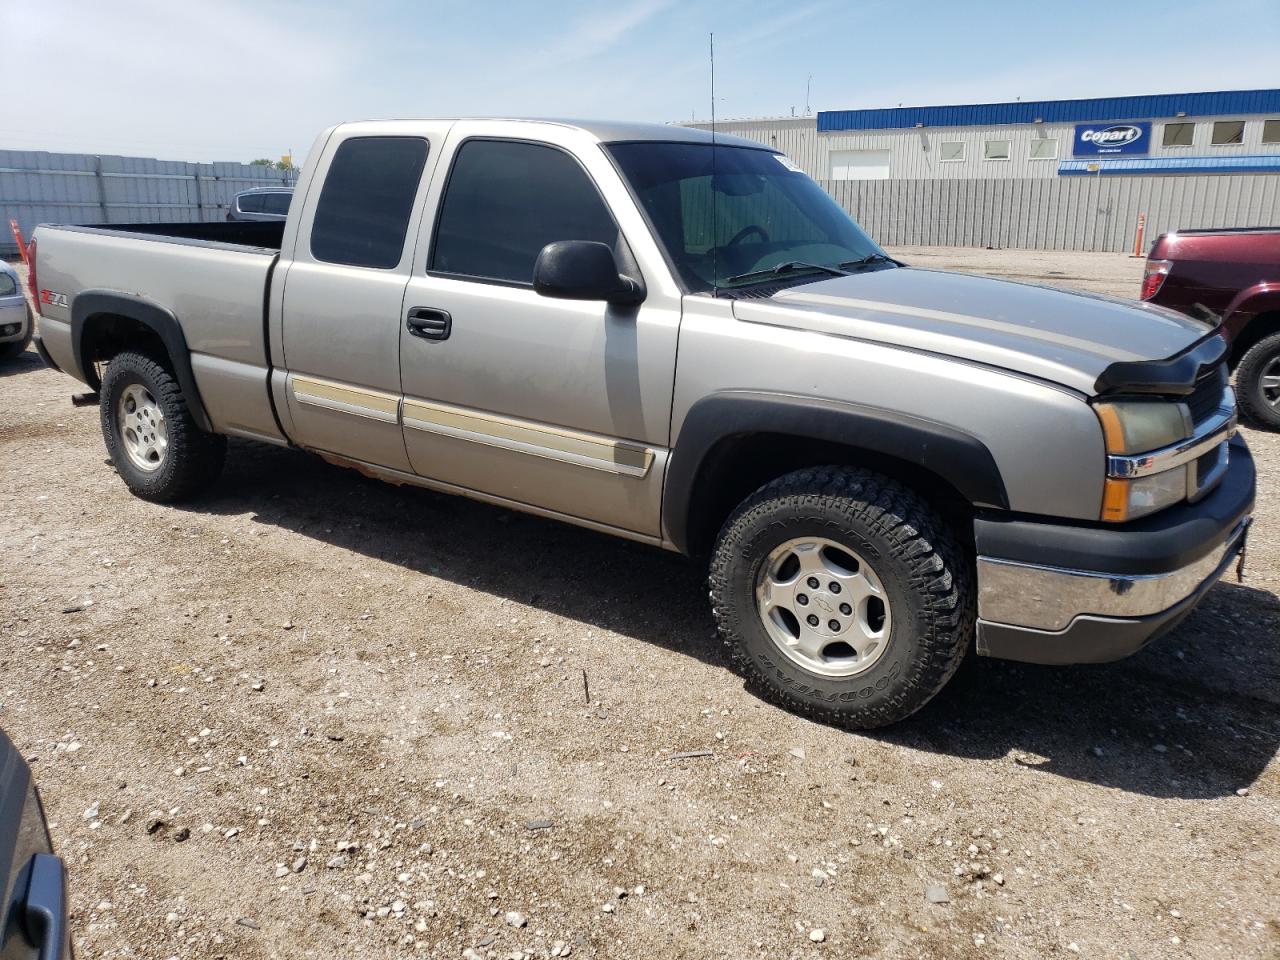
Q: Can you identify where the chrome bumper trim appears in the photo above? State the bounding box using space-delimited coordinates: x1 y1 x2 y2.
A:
977 517 1250 632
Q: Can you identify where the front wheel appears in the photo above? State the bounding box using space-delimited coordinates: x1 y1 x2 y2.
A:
1235 331 1280 431
709 467 974 729
100 350 226 502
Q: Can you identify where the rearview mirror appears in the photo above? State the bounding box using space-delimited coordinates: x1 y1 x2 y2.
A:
533 241 645 306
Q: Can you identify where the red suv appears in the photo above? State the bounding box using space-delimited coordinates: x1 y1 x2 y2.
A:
1142 227 1280 429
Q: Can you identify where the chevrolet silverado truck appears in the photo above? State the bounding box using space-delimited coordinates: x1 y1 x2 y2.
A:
1142 226 1280 430
28 119 1255 728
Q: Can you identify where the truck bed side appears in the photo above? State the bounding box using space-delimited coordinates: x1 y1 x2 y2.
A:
34 224 286 444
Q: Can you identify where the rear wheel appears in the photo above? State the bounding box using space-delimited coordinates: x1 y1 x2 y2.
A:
1235 331 1280 430
709 466 973 729
100 350 226 501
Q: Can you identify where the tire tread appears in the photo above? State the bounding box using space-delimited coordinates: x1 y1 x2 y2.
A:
1235 331 1280 430
100 350 225 502
708 466 974 729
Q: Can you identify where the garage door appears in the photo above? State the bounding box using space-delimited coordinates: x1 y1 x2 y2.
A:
828 149 891 180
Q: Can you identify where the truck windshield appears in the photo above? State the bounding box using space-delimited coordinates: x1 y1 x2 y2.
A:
607 141 890 295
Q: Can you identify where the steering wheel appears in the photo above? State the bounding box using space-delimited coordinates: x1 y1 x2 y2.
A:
726 224 770 246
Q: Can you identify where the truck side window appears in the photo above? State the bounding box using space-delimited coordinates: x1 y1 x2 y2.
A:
430 139 617 285
311 137 429 269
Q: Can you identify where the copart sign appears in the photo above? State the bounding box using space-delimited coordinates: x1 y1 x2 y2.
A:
1073 121 1151 156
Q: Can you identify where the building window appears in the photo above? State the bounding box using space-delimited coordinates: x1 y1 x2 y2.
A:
983 139 1011 161
827 149 891 180
939 141 966 162
1263 119 1280 144
1163 122 1194 147
1211 120 1245 145
1028 138 1058 161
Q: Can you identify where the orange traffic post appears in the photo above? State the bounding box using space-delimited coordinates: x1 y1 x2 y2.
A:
1131 212 1147 258
8 219 30 267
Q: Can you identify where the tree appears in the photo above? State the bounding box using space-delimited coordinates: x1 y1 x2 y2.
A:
249 158 274 166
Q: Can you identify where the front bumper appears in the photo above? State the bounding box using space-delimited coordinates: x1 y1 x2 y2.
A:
0 298 28 342
974 437 1255 665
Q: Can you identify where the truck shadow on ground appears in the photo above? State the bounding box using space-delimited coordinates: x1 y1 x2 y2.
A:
0 348 44 379
192 439 1278 802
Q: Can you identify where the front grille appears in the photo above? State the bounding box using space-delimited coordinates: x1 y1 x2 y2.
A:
1187 362 1228 424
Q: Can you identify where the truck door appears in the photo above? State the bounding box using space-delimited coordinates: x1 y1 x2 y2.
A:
398 124 681 538
279 125 447 471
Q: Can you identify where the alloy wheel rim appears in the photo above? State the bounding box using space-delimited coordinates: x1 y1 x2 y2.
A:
117 383 168 472
754 536 892 678
1261 355 1280 410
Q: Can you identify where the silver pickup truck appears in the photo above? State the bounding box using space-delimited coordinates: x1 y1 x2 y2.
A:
29 119 1255 728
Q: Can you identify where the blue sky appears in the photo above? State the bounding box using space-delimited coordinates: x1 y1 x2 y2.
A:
7 0 1279 163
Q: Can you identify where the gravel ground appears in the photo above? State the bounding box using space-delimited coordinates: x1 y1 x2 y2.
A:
1 251 1277 960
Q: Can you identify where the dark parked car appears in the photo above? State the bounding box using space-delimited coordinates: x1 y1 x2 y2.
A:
226 187 292 222
1143 227 1280 428
0 729 69 959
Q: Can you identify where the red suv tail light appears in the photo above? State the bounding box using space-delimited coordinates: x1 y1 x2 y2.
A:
1140 258 1171 301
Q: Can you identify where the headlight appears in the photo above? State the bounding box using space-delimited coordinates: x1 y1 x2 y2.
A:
1101 469 1188 522
1093 400 1192 456
1094 400 1194 522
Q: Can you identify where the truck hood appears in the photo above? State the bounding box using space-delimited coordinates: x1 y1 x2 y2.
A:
731 267 1214 395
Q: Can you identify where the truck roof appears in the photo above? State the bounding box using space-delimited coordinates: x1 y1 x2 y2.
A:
334 117 771 150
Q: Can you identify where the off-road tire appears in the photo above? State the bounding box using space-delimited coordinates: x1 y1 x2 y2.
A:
709 466 974 729
0 307 33 360
1235 331 1280 431
100 350 226 502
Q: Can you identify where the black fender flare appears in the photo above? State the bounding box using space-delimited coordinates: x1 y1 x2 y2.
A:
70 291 212 432
662 391 1009 555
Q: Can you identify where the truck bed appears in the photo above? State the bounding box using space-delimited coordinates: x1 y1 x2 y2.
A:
67 219 285 250
33 220 286 444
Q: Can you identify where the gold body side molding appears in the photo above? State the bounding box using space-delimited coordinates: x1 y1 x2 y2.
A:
291 375 400 424
402 397 654 478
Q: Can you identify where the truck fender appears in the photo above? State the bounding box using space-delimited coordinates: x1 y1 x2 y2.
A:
662 391 1009 556
70 291 213 432
1224 282 1280 328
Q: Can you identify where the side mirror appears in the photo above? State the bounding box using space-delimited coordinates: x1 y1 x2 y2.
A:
533 241 645 306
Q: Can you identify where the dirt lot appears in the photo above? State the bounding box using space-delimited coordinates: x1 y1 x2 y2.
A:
1 250 1277 960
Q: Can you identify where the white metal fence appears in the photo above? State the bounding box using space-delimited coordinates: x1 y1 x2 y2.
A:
819 173 1280 252
2 150 295 255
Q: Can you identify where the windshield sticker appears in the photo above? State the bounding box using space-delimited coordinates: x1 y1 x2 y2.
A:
774 154 803 173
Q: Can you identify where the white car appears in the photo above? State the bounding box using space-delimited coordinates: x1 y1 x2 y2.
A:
0 260 32 360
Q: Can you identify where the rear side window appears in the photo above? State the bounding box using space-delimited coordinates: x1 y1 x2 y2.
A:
430 139 618 285
238 193 266 213
311 137 429 268
263 192 291 215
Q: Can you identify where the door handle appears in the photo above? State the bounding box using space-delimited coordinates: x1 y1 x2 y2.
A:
406 307 451 341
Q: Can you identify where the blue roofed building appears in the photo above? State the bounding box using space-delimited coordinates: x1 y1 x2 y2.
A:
685 89 1280 252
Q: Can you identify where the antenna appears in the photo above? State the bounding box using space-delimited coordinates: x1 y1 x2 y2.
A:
805 74 812 115
710 32 719 298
